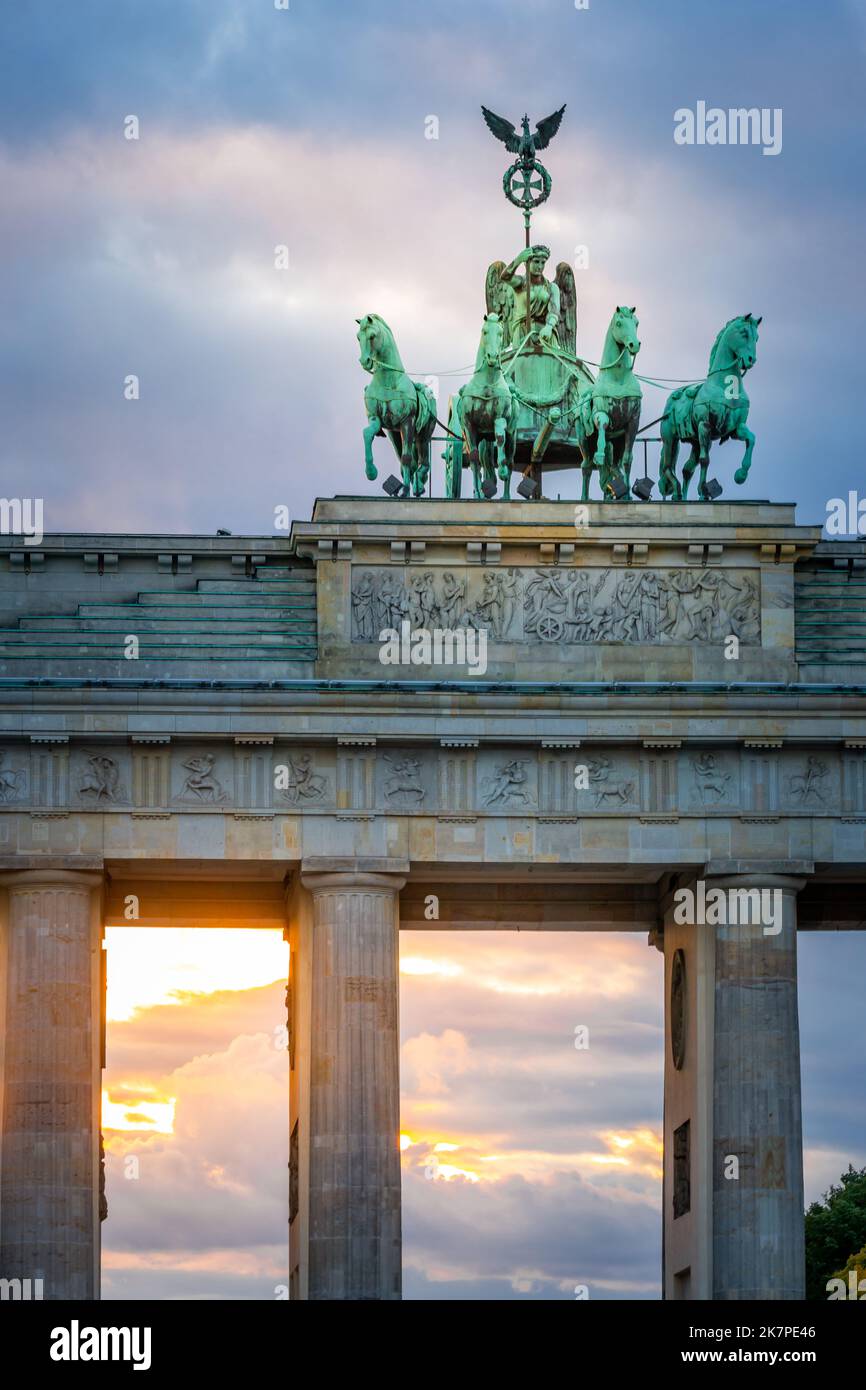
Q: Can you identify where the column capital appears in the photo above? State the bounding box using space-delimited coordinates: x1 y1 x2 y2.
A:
702 858 813 885
0 868 104 891
300 857 408 896
301 870 407 895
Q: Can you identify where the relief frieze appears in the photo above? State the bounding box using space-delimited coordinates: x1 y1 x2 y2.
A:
350 565 761 645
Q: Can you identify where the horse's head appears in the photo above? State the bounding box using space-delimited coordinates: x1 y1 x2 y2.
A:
611 306 641 358
478 312 505 368
356 313 397 372
711 313 762 374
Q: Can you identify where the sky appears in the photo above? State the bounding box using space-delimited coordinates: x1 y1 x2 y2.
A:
100 925 866 1301
4 0 865 1300
2 0 866 531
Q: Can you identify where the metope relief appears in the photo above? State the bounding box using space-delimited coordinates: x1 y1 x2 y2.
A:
381 754 427 808
76 753 127 805
0 750 28 803
276 753 331 806
173 753 230 805
350 566 760 646
480 757 536 809
690 752 737 808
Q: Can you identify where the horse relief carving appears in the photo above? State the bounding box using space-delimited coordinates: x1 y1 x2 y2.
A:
524 566 759 645
482 759 535 807
383 756 425 806
692 753 732 805
278 754 329 805
585 756 635 807
78 753 125 803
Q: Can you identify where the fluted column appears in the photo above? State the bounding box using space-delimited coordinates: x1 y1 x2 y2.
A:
300 868 405 1300
0 870 104 1300
711 874 805 1299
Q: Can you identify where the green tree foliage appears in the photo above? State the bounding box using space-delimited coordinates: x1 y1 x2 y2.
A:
832 1242 866 1287
805 1165 866 1300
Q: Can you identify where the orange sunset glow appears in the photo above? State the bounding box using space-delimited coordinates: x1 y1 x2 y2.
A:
101 926 664 1300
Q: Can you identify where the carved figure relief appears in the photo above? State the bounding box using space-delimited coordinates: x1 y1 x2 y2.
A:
482 758 535 807
177 754 228 804
351 567 521 640
383 755 425 806
789 756 828 804
692 752 732 805
525 566 759 645
351 565 760 645
586 755 635 807
78 754 124 803
0 750 25 802
279 754 328 804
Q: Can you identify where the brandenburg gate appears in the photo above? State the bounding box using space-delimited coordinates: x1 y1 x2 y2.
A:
0 495 863 1299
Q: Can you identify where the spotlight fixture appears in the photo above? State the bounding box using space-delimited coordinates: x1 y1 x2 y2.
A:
516 476 539 500
382 475 405 498
704 478 723 500
606 475 628 500
632 476 654 501
480 479 497 499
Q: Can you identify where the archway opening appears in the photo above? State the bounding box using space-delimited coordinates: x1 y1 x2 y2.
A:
101 927 289 1300
398 930 664 1299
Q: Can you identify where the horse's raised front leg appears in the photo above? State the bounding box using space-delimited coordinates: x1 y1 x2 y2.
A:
733 422 755 485
363 415 382 480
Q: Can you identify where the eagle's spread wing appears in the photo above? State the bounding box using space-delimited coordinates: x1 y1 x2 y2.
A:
481 106 520 153
533 104 566 151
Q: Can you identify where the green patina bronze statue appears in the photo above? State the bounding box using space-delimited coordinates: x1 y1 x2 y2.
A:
485 245 576 353
659 313 760 501
576 307 643 501
357 100 762 503
357 314 437 498
450 312 518 500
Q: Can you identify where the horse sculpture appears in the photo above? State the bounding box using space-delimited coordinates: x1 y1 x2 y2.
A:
575 306 642 501
659 313 760 501
357 314 437 498
454 312 518 500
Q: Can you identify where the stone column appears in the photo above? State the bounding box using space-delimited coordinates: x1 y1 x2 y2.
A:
711 873 805 1299
300 866 405 1300
0 869 104 1300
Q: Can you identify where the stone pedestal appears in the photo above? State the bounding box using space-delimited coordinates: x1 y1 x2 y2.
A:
300 867 405 1300
0 870 103 1300
661 871 806 1300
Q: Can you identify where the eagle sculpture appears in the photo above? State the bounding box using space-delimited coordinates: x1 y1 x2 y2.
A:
480 105 567 161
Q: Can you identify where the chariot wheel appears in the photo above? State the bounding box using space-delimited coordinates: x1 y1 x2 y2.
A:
536 614 564 642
